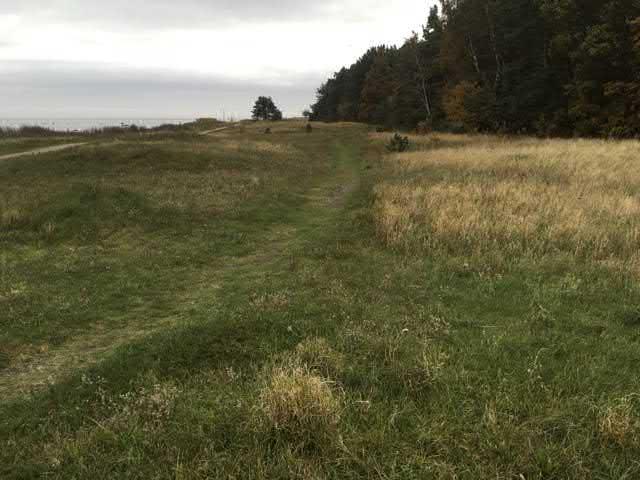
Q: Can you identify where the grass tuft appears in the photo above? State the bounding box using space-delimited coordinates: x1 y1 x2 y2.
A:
257 363 343 452
398 342 448 392
294 337 345 379
597 396 639 447
0 207 24 227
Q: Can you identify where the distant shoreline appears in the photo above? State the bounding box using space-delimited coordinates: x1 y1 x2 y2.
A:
0 118 195 132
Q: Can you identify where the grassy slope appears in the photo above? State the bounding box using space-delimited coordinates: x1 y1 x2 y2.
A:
0 119 225 157
1 123 639 479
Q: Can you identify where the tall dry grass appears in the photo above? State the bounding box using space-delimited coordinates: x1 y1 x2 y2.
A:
373 133 640 271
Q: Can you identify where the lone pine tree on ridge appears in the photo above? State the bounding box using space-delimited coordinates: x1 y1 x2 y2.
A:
252 96 283 121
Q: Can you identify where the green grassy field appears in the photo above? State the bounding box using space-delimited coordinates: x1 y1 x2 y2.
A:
1 122 639 479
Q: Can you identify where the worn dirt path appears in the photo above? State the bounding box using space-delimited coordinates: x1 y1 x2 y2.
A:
1 123 240 161
198 126 230 136
199 123 243 136
0 143 88 161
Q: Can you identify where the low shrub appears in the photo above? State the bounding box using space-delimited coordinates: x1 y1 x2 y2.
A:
386 133 410 153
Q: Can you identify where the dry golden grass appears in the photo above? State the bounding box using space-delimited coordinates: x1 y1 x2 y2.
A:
597 396 639 447
257 363 342 451
220 139 301 156
373 133 640 271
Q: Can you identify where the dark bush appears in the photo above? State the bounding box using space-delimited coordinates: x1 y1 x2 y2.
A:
386 133 410 153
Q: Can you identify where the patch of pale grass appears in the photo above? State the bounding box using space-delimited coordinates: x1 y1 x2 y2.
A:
374 134 640 270
399 343 448 391
92 377 181 432
482 401 499 432
250 291 291 311
0 206 24 227
294 337 345 379
257 363 342 451
597 396 639 447
38 377 182 470
42 221 56 239
250 141 299 156
220 139 299 156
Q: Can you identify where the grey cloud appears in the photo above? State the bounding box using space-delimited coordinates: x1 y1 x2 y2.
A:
1 0 372 28
0 61 320 118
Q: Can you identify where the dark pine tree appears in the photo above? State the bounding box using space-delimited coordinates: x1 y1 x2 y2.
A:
309 0 640 137
252 97 283 121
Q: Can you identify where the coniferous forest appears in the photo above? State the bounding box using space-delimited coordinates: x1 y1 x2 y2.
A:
310 0 640 137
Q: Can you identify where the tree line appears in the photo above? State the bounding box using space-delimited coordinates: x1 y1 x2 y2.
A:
310 0 640 137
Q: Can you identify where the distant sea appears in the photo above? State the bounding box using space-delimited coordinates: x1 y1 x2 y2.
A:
0 118 194 132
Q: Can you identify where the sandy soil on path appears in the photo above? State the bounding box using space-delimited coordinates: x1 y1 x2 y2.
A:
0 142 88 161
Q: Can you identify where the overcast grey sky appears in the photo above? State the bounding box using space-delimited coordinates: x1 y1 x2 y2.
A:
0 1 431 119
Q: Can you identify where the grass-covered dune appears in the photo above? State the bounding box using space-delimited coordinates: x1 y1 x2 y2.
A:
1 122 639 478
0 118 227 158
